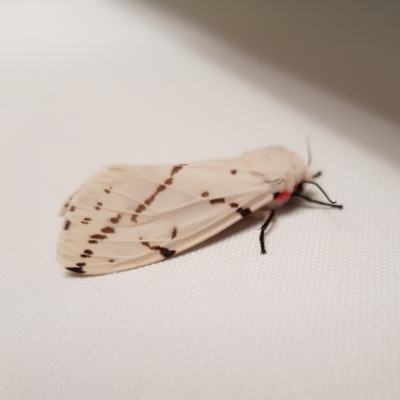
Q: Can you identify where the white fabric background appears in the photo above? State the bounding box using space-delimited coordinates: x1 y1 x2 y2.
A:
1 1 399 399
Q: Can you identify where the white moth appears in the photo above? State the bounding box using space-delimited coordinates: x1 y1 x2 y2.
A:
57 146 342 275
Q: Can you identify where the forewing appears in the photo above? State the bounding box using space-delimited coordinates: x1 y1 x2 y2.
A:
57 161 273 275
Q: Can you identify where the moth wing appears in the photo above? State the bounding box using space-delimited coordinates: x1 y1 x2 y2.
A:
59 191 77 217
57 161 274 275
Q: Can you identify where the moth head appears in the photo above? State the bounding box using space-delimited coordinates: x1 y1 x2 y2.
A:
248 146 310 206
270 181 304 208
272 173 342 210
244 146 342 209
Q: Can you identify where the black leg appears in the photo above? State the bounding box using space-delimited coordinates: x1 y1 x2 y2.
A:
259 210 275 254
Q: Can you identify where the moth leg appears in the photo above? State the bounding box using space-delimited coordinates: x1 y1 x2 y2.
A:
259 210 275 254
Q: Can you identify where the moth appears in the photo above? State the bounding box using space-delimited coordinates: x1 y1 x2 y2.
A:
57 146 342 275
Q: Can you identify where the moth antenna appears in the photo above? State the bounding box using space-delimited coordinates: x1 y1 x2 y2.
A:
292 192 343 209
306 138 312 166
312 171 322 179
259 210 275 254
302 180 337 204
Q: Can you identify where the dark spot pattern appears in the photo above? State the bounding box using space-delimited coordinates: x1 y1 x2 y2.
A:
64 220 71 230
110 214 121 224
80 249 93 259
229 203 239 208
237 207 251 217
132 164 185 223
171 227 177 239
201 192 209 197
66 266 85 274
164 164 185 186
145 185 166 206
76 263 86 267
135 204 146 213
97 202 103 206
95 207 100 210
210 198 225 204
160 248 176 258
109 259 114 263
88 240 98 244
141 241 176 259
84 218 92 221
90 234 107 240
101 226 115 234
104 189 110 194
230 169 237 175
69 206 75 212
171 165 183 175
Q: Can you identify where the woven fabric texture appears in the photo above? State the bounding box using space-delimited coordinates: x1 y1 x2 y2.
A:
1 1 399 399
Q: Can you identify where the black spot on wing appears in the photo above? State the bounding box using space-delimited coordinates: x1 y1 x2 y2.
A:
101 227 115 234
64 220 71 230
164 164 185 186
160 248 176 258
171 165 184 175
135 204 146 213
90 234 107 240
145 184 166 206
141 241 176 259
210 198 225 204
237 207 251 217
69 206 75 212
110 214 121 224
66 267 86 274
171 227 178 239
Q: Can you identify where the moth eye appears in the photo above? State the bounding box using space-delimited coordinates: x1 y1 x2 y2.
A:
273 192 280 199
294 182 303 192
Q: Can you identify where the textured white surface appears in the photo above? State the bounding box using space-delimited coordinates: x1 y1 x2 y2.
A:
1 1 400 399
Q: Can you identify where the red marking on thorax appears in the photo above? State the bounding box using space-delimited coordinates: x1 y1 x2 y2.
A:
275 191 291 201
